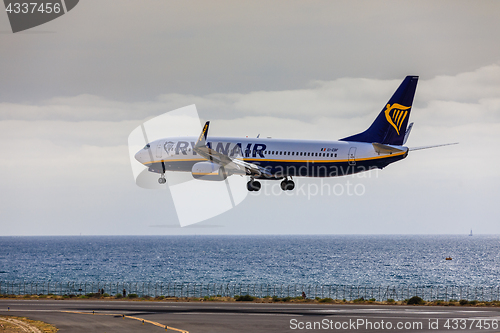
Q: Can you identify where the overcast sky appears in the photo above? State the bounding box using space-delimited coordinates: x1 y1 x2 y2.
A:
1 1 499 235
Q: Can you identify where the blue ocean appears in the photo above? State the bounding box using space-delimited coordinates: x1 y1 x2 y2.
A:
0 235 499 287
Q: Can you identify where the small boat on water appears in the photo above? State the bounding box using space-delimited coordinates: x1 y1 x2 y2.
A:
445 257 452 260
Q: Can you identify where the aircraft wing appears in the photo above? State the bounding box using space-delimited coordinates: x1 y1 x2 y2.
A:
194 121 272 177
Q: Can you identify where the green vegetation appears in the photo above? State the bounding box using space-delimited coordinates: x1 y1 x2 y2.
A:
1 292 499 307
407 296 425 305
203 295 217 301
235 294 255 301
319 297 333 303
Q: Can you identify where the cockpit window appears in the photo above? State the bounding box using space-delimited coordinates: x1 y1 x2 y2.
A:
143 143 150 150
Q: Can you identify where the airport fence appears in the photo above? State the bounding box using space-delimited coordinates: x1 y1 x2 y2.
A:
1 282 499 302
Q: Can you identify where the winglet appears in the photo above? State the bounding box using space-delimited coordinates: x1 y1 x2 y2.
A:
403 122 414 145
195 121 210 149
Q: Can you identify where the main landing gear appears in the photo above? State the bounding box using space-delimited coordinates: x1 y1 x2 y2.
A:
281 178 295 191
246 177 295 191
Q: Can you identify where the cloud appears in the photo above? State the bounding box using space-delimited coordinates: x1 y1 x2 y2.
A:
3 63 499 126
2 1 500 102
1 64 499 235
417 63 500 104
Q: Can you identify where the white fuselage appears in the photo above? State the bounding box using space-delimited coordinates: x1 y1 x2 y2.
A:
135 136 408 179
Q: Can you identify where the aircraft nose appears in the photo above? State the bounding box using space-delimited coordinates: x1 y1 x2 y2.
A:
135 150 144 163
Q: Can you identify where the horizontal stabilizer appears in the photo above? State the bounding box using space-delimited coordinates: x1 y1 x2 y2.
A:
372 143 405 154
409 142 459 151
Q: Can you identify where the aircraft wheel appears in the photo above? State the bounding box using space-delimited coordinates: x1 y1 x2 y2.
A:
247 180 261 191
253 181 261 191
158 177 166 184
247 181 254 191
281 180 294 191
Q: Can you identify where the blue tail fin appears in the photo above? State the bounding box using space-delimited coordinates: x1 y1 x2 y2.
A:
340 76 418 145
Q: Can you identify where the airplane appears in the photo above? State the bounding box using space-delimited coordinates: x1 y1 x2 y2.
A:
134 76 456 191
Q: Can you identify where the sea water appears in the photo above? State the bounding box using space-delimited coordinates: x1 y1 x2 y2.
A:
0 235 499 286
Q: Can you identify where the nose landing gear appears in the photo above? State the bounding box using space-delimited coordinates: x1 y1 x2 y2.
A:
158 161 167 184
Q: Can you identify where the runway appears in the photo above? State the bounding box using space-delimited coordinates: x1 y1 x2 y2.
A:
1 299 499 332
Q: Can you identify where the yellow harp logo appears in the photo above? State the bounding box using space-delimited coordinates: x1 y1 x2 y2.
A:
384 103 411 135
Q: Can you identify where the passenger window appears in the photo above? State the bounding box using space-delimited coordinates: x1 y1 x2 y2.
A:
280 151 282 155
335 153 337 157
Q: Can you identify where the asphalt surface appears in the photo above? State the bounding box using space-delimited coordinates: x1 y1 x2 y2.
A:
1 299 500 332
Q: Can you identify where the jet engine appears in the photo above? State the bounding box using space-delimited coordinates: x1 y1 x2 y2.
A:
191 162 228 181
